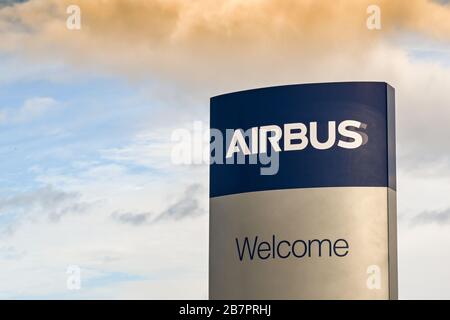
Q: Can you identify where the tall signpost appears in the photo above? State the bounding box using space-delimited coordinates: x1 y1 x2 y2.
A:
209 82 397 299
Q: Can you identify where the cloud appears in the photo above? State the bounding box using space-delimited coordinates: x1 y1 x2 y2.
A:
111 183 205 226
0 97 59 124
0 174 208 298
0 245 25 260
154 184 205 222
101 121 210 173
2 0 450 88
111 211 152 226
0 0 28 8
410 208 450 226
0 185 92 226
0 147 207 298
101 131 173 170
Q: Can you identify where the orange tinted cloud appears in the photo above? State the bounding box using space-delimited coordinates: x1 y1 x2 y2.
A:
1 0 450 86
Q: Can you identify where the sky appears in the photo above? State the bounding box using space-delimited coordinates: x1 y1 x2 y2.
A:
0 0 450 299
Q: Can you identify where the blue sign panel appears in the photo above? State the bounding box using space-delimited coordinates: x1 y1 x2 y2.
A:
210 82 396 197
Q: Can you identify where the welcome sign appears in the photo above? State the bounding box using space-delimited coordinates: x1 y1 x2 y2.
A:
209 82 397 299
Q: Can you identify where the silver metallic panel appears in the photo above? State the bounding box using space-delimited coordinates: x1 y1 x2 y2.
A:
209 187 397 299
